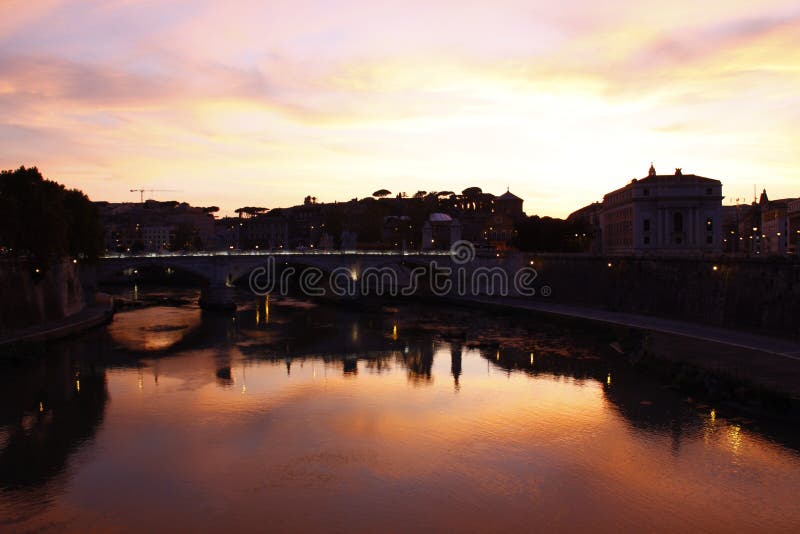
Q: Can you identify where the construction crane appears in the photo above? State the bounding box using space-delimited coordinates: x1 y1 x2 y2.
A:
129 188 181 203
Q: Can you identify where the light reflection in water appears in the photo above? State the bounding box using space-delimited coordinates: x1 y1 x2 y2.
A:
1 296 800 533
108 306 202 352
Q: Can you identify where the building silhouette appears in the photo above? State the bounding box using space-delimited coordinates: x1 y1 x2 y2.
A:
599 165 723 256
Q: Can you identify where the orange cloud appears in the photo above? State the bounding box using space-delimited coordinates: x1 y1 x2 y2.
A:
1 1 799 214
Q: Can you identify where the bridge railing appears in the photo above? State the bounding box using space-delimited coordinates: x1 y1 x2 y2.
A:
100 250 453 259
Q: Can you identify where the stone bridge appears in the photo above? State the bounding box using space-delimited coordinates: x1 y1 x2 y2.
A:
98 250 515 310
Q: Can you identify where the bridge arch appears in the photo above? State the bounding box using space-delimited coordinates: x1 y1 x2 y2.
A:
96 257 213 284
97 252 460 309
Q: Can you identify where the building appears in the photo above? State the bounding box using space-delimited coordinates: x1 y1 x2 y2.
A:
758 190 792 256
245 213 289 250
286 203 325 249
483 213 516 250
97 200 216 252
422 213 461 250
381 216 415 250
494 189 524 218
600 165 723 256
567 202 602 254
453 188 524 249
141 225 175 252
340 230 357 250
789 199 800 256
213 216 241 250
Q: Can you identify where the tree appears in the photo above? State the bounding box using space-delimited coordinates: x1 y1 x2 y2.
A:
235 207 268 218
462 187 482 197
514 216 593 252
372 189 391 198
63 189 103 259
413 191 427 199
0 166 102 262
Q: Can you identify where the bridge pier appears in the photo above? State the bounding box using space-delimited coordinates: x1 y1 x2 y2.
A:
199 283 237 311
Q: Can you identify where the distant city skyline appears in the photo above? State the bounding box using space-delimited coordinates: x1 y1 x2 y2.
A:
1 0 799 217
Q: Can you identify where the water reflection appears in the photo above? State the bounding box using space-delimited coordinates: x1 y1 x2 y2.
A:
1 291 800 532
0 339 108 525
108 306 202 352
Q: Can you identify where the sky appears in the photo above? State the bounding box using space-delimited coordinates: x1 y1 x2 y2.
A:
1 0 799 217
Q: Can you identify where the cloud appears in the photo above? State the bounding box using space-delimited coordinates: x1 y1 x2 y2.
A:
1 1 799 215
0 54 269 105
626 9 800 72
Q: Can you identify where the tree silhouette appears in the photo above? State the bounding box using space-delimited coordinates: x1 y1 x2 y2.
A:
372 189 391 198
515 216 593 252
462 186 482 197
0 166 102 262
235 207 269 218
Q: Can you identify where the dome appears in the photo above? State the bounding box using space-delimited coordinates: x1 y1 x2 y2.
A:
428 212 453 222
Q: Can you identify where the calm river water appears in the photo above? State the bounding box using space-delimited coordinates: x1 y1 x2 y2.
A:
1 288 800 532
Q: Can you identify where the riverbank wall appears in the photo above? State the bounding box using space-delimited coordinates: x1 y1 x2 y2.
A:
518 255 800 339
0 259 87 334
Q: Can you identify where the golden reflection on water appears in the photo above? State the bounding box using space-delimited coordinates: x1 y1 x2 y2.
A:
62 345 799 533
5 299 800 533
108 306 202 352
255 295 270 325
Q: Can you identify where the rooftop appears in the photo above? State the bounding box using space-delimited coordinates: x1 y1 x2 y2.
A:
637 166 719 185
497 189 522 201
429 212 453 222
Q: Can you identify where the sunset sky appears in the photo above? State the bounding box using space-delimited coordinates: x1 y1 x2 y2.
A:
1 0 799 217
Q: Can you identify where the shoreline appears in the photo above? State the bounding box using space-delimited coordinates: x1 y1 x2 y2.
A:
445 295 800 359
436 294 800 415
0 297 114 349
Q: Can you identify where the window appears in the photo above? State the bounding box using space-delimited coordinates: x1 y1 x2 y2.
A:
706 236 713 244
673 212 683 233
643 219 650 232
643 188 649 196
706 218 713 231
706 188 712 195
644 236 650 245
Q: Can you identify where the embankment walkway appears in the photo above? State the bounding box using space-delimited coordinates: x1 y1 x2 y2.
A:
0 302 113 348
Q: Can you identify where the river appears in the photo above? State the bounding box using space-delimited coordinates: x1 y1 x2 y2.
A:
1 287 799 532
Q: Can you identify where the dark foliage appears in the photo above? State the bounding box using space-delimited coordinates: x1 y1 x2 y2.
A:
514 216 593 252
0 166 103 262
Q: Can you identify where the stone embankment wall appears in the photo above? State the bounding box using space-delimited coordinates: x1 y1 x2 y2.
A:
0 259 86 332
524 255 800 338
